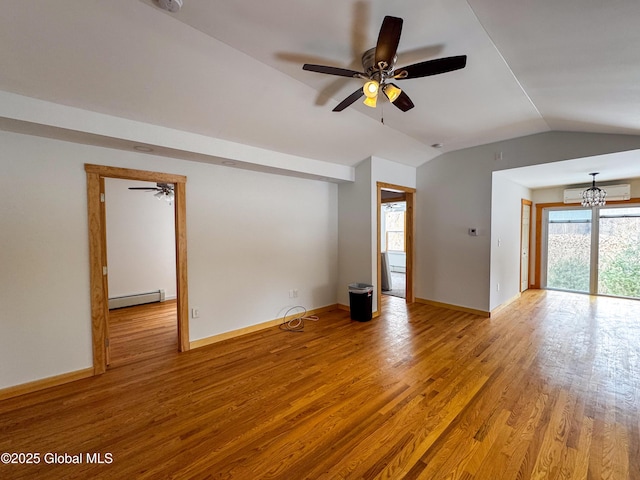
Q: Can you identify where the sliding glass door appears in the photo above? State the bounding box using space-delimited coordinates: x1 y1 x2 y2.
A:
546 209 592 293
598 207 640 299
544 204 640 299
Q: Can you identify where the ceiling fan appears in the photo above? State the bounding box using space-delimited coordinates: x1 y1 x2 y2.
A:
302 16 467 112
128 183 175 203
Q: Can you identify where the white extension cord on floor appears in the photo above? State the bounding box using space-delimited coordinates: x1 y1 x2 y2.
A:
279 306 319 332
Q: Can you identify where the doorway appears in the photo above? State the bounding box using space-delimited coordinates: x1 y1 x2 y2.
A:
381 198 407 298
376 182 415 311
104 178 178 367
85 164 189 375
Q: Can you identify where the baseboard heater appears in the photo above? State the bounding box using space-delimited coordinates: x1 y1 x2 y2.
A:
108 289 165 310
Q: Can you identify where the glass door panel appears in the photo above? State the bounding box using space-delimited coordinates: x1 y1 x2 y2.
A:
598 207 640 299
546 209 592 293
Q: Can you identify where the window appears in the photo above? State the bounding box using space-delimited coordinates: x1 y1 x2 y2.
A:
543 204 640 299
598 207 640 298
546 209 591 293
385 210 405 252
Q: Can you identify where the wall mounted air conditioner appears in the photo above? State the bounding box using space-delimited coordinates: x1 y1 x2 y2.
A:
563 184 631 204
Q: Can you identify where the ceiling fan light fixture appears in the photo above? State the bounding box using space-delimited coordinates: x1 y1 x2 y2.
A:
302 16 468 114
382 83 402 103
363 80 379 98
363 95 378 108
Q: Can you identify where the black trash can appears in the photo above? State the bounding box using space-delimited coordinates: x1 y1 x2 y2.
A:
348 283 374 321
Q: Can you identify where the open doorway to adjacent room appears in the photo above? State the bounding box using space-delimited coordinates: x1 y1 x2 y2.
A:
381 198 407 298
85 164 189 376
376 182 415 310
104 178 179 368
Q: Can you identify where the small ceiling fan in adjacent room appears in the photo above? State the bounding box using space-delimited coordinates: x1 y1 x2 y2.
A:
128 183 175 203
302 16 467 112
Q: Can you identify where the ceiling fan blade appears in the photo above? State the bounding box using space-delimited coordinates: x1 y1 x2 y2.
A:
391 90 415 112
303 64 365 78
374 16 403 70
128 187 159 191
394 55 467 79
332 88 365 112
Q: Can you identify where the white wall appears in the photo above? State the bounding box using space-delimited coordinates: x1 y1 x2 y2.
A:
0 133 93 388
490 174 531 310
416 131 640 312
416 148 493 311
105 178 176 300
187 160 338 341
0 130 338 389
337 161 372 308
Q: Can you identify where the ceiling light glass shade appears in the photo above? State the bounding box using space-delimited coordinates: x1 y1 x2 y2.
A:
363 80 379 98
363 95 378 108
382 83 402 103
581 173 607 207
154 191 165 200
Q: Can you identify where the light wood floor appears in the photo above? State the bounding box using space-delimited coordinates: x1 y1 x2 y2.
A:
1 290 639 479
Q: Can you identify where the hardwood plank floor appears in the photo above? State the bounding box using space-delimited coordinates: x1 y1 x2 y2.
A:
0 290 638 479
107 300 178 368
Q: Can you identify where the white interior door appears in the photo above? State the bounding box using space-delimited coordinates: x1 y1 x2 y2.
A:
520 202 531 292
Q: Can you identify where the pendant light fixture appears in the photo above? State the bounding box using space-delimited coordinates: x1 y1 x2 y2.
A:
581 172 606 207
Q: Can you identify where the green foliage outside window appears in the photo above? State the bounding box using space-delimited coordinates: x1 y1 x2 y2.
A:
547 256 590 292
599 247 640 298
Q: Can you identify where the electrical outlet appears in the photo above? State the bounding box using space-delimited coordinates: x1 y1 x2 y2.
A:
496 283 500 292
191 307 200 319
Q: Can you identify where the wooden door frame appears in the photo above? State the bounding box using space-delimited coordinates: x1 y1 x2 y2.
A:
85 164 189 375
520 199 532 292
377 182 416 310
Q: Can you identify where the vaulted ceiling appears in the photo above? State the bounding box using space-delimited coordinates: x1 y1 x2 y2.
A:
1 0 639 178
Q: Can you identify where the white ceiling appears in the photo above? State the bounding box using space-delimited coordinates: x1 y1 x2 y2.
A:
496 150 640 189
1 0 639 186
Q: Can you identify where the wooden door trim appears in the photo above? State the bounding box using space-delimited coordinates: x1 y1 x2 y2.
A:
377 182 415 311
99 177 111 366
85 164 189 375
